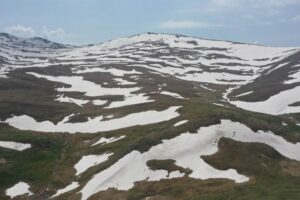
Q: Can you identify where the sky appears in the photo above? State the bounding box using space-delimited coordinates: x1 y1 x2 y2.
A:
0 0 300 46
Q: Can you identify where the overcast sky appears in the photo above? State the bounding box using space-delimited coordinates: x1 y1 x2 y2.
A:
1 0 300 46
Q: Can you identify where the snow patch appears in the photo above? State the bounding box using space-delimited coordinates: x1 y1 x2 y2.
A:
106 93 154 109
92 136 126 146
92 99 108 106
56 95 89 107
51 182 79 198
229 85 300 115
174 120 188 127
3 106 181 133
74 67 141 77
6 182 33 198
0 141 31 151
235 91 253 98
160 91 185 99
75 153 113 175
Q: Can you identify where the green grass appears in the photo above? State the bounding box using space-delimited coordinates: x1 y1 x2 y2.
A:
0 69 300 199
0 124 67 199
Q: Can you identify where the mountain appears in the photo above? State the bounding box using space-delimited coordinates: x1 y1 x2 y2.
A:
0 32 300 200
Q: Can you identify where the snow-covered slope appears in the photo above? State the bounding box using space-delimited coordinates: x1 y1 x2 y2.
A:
1 32 300 115
1 32 300 200
0 33 72 78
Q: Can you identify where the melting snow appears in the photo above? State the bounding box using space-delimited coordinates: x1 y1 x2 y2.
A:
105 93 154 108
51 182 79 198
75 153 113 175
3 106 181 133
229 85 300 115
92 99 108 106
80 119 300 200
114 78 137 85
174 120 188 127
27 72 140 97
0 141 31 151
160 91 185 99
235 91 253 98
6 182 33 198
284 70 300 84
56 95 89 107
74 67 141 77
92 136 126 146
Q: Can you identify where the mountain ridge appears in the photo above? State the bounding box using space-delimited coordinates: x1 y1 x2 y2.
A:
2 32 300 49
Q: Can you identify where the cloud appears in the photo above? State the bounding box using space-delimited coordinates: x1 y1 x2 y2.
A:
293 14 300 22
261 0 300 7
255 21 273 25
160 20 223 29
5 25 35 37
243 14 256 20
42 27 65 37
212 0 239 7
4 25 65 38
212 0 300 8
176 8 218 14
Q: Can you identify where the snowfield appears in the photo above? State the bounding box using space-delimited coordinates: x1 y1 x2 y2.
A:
3 106 181 133
80 120 300 200
2 33 300 116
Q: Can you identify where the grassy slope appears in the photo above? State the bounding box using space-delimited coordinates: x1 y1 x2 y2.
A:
0 68 300 199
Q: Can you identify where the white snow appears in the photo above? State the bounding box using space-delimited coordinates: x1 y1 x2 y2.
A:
0 141 31 151
266 62 290 75
6 182 33 198
74 153 113 175
56 95 89 107
27 72 140 97
27 72 155 109
179 71 256 85
282 122 288 126
80 119 300 200
229 85 300 115
174 120 188 127
160 91 185 99
106 93 154 108
92 99 108 106
1 33 298 90
168 170 185 178
51 182 79 198
114 78 137 85
92 136 126 146
284 70 300 84
3 106 181 133
235 91 253 98
74 67 141 77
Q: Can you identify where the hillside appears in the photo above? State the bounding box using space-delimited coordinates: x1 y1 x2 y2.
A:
0 32 300 200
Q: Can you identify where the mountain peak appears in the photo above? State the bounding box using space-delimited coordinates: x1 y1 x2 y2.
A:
0 32 72 49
